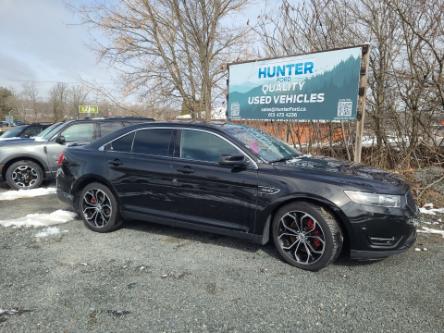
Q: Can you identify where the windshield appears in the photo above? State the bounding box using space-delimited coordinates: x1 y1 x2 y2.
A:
223 124 299 162
36 122 63 140
0 126 25 138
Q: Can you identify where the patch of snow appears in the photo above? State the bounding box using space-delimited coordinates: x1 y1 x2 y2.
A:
35 226 67 238
0 210 76 228
419 207 444 215
0 187 56 201
423 203 434 209
417 226 444 238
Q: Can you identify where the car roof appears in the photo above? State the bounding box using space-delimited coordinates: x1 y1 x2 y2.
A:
87 121 239 150
60 116 155 124
118 120 233 131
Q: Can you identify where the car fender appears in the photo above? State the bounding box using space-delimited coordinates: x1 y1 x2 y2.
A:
257 192 352 245
1 153 50 177
71 173 121 210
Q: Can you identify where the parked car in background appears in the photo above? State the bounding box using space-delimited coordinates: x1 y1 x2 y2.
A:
57 122 418 271
0 123 52 141
0 121 12 135
0 117 154 190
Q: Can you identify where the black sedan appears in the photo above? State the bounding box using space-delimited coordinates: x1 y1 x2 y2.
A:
56 122 418 271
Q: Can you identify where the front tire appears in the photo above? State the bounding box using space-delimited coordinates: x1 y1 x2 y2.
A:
272 201 343 271
79 182 122 232
5 160 44 190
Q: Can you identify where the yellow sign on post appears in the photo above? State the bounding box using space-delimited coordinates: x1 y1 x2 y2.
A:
79 105 99 114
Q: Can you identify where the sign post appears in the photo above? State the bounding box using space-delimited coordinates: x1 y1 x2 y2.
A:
353 45 370 163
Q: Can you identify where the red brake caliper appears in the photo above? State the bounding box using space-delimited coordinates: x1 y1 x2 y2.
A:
305 218 321 249
90 196 96 205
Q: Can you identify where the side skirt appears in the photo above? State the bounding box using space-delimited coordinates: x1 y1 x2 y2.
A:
121 210 263 244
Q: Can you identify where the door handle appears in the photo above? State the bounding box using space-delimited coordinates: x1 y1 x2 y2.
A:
108 158 122 167
176 166 194 174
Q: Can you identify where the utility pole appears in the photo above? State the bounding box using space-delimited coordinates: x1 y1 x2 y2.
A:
354 44 370 163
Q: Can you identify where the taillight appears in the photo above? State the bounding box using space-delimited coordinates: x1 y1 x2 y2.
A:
57 152 65 167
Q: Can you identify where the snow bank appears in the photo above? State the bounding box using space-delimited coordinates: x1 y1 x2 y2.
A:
0 187 56 201
419 207 444 215
419 203 444 216
417 226 444 238
35 226 66 238
0 210 76 228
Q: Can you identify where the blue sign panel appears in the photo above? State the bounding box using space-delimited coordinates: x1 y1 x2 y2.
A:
227 47 362 121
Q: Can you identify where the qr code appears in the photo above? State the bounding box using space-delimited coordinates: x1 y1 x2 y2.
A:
337 99 353 117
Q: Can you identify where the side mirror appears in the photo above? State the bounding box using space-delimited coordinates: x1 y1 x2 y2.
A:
55 135 66 145
219 154 248 168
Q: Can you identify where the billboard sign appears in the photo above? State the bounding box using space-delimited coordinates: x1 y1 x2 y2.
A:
227 47 362 121
79 105 99 114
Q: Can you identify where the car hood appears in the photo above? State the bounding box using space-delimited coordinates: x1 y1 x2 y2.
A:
0 137 22 141
0 137 43 147
273 155 409 193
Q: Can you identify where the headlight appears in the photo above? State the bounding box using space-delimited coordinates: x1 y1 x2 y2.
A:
344 191 402 208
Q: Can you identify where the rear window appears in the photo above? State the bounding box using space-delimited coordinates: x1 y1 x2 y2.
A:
132 129 173 157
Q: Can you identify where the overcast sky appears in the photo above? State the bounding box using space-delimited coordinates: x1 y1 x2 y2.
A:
0 0 268 100
0 0 120 98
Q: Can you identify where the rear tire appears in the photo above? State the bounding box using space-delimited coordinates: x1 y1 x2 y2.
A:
272 201 343 271
79 182 123 232
5 160 44 190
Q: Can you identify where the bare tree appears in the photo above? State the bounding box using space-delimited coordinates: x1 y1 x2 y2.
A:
79 0 250 120
21 82 39 122
255 0 444 168
49 82 68 121
68 85 89 119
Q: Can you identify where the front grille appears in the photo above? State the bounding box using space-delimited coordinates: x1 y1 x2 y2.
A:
405 190 418 213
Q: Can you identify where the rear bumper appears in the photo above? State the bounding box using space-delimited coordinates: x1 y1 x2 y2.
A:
57 188 74 206
56 168 75 208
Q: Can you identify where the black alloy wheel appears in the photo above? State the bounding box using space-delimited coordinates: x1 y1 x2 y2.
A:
272 201 343 271
79 182 122 232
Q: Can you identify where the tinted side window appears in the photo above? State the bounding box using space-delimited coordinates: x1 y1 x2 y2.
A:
100 122 124 137
105 132 135 152
22 126 41 137
132 129 173 156
60 123 95 143
180 130 239 163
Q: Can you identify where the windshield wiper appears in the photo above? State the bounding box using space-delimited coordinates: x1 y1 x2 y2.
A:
269 156 293 163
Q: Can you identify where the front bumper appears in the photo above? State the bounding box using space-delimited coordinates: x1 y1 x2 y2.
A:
342 201 418 260
350 227 417 260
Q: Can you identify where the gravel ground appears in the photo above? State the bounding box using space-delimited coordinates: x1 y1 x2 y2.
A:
0 185 443 333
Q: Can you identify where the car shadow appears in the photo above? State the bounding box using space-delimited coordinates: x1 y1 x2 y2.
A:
334 255 385 267
126 218 390 268
122 219 376 266
124 219 281 258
